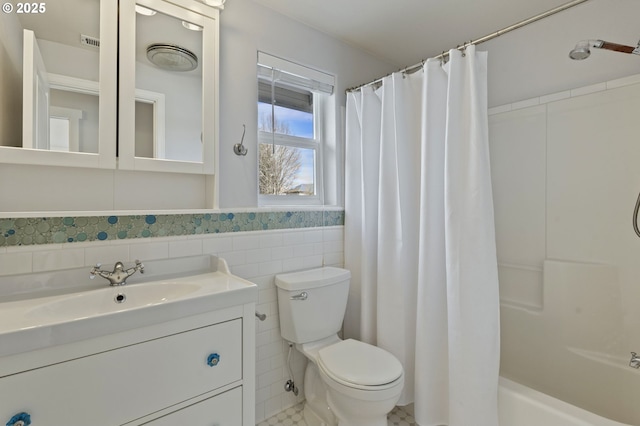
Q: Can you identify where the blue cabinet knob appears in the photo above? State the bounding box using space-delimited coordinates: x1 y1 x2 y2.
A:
207 353 220 367
6 412 31 426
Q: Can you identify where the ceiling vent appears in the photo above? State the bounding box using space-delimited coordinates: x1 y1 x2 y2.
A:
80 34 100 48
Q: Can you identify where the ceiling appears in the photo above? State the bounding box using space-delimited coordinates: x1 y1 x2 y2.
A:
250 0 578 67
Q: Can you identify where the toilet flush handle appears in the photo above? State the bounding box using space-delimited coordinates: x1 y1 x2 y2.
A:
290 291 308 301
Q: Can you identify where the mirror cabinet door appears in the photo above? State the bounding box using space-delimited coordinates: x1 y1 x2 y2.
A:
0 0 117 168
119 0 218 174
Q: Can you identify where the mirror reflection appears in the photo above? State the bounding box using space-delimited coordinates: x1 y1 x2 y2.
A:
134 4 203 163
0 0 206 163
0 0 101 153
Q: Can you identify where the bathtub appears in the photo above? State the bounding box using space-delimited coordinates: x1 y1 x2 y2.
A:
498 377 629 426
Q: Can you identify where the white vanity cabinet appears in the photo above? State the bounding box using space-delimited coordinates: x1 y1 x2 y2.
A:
0 281 256 426
143 387 242 425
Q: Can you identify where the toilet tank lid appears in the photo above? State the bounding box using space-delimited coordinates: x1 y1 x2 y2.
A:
275 267 350 291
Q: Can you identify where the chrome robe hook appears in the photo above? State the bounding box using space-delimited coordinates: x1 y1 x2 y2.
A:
233 124 248 156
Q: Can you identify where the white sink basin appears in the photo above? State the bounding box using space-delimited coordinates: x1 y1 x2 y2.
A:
0 256 258 358
26 282 203 321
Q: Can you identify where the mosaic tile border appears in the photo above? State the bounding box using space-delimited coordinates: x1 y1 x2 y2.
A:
0 210 344 247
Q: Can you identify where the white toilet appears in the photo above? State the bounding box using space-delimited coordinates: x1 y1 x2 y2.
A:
275 267 404 426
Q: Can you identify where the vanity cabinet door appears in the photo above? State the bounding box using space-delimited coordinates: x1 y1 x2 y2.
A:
142 386 242 425
0 319 242 426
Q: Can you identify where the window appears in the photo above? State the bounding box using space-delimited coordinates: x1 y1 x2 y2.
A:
257 52 334 205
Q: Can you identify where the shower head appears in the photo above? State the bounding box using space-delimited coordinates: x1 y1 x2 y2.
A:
569 40 602 60
569 39 640 60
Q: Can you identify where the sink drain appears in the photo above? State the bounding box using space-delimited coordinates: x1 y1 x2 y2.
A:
114 293 127 304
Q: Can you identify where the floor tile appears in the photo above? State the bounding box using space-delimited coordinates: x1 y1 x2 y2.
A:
257 403 416 426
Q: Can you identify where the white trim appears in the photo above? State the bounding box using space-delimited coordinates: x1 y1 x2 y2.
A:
258 194 322 206
119 0 217 176
257 62 328 206
257 132 322 205
99 0 118 169
22 29 50 150
135 89 166 159
49 106 83 152
258 51 335 87
164 0 224 14
0 205 344 219
0 145 104 168
488 72 640 115
49 74 99 95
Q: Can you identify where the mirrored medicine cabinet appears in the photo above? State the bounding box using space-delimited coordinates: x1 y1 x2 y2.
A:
0 0 220 174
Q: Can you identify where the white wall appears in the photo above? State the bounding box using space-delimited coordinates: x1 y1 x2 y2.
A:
0 0 394 213
482 0 640 107
135 61 203 162
3 0 640 210
217 0 395 207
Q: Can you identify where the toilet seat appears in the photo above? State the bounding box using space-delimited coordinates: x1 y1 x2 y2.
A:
317 339 403 391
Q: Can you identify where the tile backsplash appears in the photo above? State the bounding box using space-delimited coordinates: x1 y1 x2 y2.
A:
0 210 344 247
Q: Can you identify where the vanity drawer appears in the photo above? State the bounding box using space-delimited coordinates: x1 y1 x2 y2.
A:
142 386 242 425
0 319 242 426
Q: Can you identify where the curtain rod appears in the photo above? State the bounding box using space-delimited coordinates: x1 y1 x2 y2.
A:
346 0 589 93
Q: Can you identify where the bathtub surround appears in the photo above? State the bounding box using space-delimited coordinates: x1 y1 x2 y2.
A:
345 46 500 426
489 73 640 423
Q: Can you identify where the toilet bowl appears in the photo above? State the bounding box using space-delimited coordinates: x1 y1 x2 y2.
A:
275 267 404 426
317 338 404 426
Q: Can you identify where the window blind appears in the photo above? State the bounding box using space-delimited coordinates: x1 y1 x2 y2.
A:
258 80 313 113
257 52 335 95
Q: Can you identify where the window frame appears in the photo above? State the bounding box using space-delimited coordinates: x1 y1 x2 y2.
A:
258 94 324 206
257 53 333 207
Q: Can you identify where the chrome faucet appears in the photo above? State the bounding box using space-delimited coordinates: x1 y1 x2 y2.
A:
630 352 640 369
90 260 144 286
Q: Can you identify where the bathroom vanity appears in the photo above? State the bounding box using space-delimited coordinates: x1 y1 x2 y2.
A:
0 256 257 426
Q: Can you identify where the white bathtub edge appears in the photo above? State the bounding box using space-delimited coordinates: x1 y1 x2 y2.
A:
498 377 628 426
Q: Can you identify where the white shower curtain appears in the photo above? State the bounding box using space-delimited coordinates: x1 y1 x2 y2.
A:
344 46 500 426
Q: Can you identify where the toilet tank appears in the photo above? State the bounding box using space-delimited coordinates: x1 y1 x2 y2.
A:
275 267 351 344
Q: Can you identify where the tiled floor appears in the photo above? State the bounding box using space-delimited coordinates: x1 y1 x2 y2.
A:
257 403 416 426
